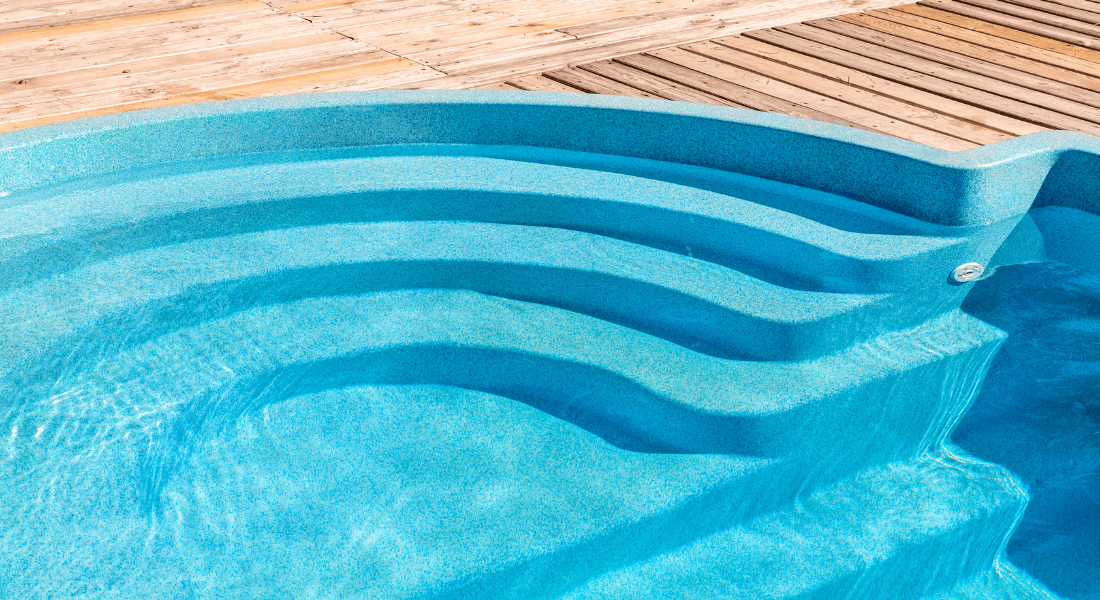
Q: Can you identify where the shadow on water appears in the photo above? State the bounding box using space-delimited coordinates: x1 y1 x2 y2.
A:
959 207 1100 600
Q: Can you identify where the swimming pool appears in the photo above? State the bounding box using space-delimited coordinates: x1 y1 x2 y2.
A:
0 91 1096 598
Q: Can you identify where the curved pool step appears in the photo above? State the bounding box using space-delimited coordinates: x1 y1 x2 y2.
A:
0 148 992 296
23 290 1003 462
0 221 925 371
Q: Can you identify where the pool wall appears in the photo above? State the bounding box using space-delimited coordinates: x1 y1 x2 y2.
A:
2 92 1097 599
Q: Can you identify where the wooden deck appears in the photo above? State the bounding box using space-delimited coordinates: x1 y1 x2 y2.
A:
4 0 1100 150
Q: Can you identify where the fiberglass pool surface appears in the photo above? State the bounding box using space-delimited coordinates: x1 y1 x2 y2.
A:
0 91 1098 599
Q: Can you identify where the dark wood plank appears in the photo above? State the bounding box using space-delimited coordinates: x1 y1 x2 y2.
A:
641 47 980 149
714 33 1041 135
746 26 1100 135
685 39 1013 144
1039 0 1100 13
874 7 1100 79
794 20 1100 124
812 16 1100 105
993 0 1100 25
899 4 1100 59
614 52 876 130
950 0 1100 38
577 59 753 107
542 66 665 97
917 0 1100 47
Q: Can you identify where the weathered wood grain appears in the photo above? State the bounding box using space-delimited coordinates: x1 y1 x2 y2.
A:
919 0 1100 46
874 7 1100 77
0 0 245 34
713 33 1043 134
788 21 1100 127
543 66 665 97
684 39 1013 143
578 59 752 106
812 16 1100 103
746 26 1097 132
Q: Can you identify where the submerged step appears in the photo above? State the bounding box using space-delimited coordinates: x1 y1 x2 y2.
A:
8 290 1004 461
554 449 1029 600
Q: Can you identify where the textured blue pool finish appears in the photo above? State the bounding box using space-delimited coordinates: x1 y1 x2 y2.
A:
1 92 1098 598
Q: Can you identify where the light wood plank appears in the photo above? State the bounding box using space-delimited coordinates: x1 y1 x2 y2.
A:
874 7 1100 78
0 11 317 81
900 3 1100 58
746 26 1099 133
504 74 585 92
0 57 423 133
794 20 1100 124
405 30 578 66
0 41 378 112
684 39 1013 143
264 62 444 92
578 59 752 106
0 0 245 34
1 48 402 121
338 0 686 43
713 32 1043 134
373 0 687 55
542 67 665 97
0 0 262 45
470 81 523 90
0 31 348 94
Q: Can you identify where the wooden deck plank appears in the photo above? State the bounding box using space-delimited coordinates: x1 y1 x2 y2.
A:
0 0 246 34
370 0 689 55
872 7 1100 78
0 40 376 112
713 33 1043 134
0 56 425 133
505 74 586 92
951 0 1100 35
899 4 1100 58
786 21 1100 128
919 0 1100 45
615 52 881 130
645 46 979 149
470 81 523 90
578 59 752 106
406 30 578 66
745 26 1096 133
0 0 263 46
0 48 402 122
337 0 689 44
0 10 321 81
815 16 1100 101
989 0 1100 25
543 67 666 97
422 0 909 78
683 39 1013 143
308 0 653 36
0 32 349 95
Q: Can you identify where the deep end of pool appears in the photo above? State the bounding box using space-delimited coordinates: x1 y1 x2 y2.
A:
1 91 1098 599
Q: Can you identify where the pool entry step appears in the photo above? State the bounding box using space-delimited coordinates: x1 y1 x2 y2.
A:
2 92 1095 598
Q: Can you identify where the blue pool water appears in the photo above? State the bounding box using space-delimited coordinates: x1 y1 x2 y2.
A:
1 92 1099 599
960 208 1100 600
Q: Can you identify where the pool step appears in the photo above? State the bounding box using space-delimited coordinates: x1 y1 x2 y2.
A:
540 450 1030 600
